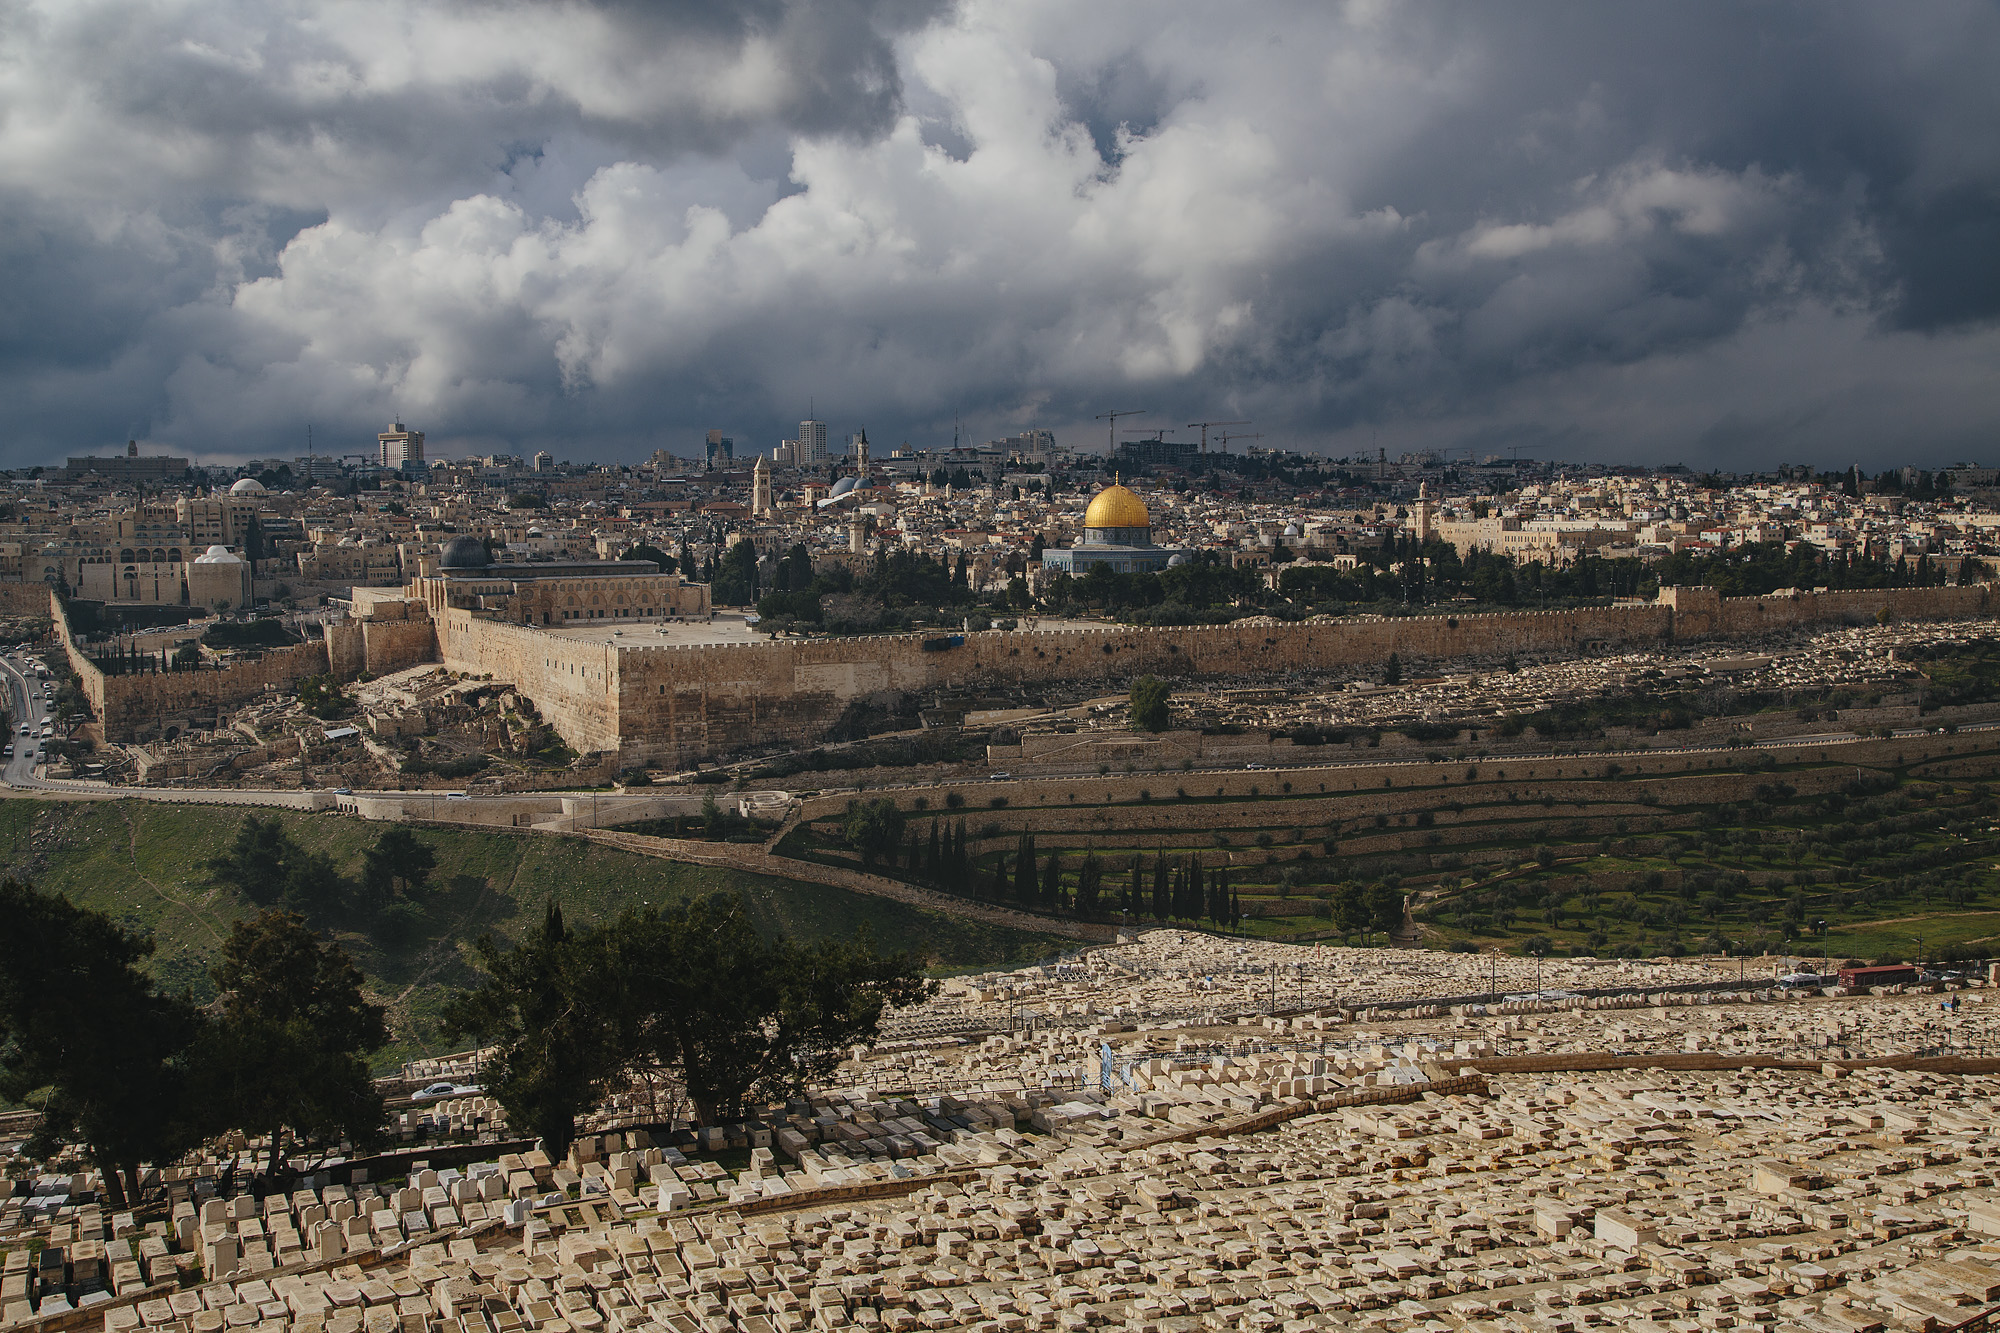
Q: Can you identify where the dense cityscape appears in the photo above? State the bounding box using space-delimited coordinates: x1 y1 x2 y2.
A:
8 5 2000 1333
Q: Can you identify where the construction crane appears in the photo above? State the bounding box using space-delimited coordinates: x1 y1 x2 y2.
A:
1094 409 1148 455
1216 431 1261 453
1187 420 1250 453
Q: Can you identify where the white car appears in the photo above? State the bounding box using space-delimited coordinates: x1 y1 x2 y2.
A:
412 1081 481 1103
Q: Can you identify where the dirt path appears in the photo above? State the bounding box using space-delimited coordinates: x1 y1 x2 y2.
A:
580 829 1115 942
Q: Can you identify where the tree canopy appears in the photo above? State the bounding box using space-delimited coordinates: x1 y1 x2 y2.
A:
0 879 200 1207
1128 675 1171 732
194 910 389 1174
443 894 932 1153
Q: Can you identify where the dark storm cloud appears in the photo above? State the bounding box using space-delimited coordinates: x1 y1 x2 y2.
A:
0 0 1996 469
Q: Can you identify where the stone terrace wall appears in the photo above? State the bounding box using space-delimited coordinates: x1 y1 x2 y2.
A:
796 730 2000 826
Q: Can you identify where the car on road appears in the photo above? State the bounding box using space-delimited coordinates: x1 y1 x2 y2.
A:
331 787 353 795
16 725 26 735
412 1081 481 1102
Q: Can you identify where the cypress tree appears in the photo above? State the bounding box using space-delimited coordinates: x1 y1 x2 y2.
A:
1151 855 1170 918
1015 833 1037 903
928 821 941 876
1042 854 1063 910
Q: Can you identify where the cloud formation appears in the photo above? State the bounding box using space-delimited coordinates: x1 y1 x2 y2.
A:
3 0 1998 468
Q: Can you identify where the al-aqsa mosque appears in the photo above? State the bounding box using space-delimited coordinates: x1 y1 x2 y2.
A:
1040 480 1186 575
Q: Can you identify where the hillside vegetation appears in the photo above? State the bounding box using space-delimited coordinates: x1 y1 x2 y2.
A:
0 800 1065 1068
787 740 2000 964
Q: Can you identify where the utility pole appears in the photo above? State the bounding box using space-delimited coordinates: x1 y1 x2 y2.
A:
1188 420 1250 454
1095 409 1147 456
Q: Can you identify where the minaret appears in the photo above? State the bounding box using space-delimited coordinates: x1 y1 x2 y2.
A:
751 456 773 518
1413 481 1433 544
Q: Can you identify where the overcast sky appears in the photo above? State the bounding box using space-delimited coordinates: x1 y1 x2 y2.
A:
4 0 1998 471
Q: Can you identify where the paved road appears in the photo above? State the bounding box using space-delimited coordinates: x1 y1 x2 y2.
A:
0 651 50 786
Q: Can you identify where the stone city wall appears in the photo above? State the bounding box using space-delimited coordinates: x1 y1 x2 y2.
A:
598 583 1996 763
0 581 59 616
52 590 334 740
434 609 624 755
1712 583 1993 636
59 580 1997 755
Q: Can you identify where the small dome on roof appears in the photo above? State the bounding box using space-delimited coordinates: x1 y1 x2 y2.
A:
1084 483 1149 529
439 535 490 569
229 477 266 495
1167 551 1192 567
194 544 241 564
1282 523 1301 538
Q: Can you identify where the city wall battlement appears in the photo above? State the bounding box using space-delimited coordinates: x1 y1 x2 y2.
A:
51 581 1999 753
593 582 1993 764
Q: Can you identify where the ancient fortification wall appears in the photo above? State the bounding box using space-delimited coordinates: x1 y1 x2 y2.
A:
52 580 2000 752
602 583 1994 763
434 610 623 755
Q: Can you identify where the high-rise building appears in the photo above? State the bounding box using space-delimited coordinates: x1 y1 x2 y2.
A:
706 429 734 468
799 419 828 466
533 451 553 472
378 422 425 469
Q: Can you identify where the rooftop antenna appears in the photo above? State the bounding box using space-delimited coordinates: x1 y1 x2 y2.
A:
1095 409 1147 455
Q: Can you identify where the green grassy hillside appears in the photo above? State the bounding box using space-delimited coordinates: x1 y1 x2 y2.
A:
790 751 2000 963
0 799 1064 1068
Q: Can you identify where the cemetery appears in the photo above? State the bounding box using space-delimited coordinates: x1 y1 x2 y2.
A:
9 932 2000 1333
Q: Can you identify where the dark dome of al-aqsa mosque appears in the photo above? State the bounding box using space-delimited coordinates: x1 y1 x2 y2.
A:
439 535 490 570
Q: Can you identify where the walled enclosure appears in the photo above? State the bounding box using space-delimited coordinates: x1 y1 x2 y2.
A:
445 582 1996 766
53 581 1999 752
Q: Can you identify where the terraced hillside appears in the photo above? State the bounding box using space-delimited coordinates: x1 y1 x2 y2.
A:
782 728 2000 962
0 799 1067 1069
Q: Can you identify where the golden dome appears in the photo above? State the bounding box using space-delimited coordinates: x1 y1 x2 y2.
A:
1084 483 1150 529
